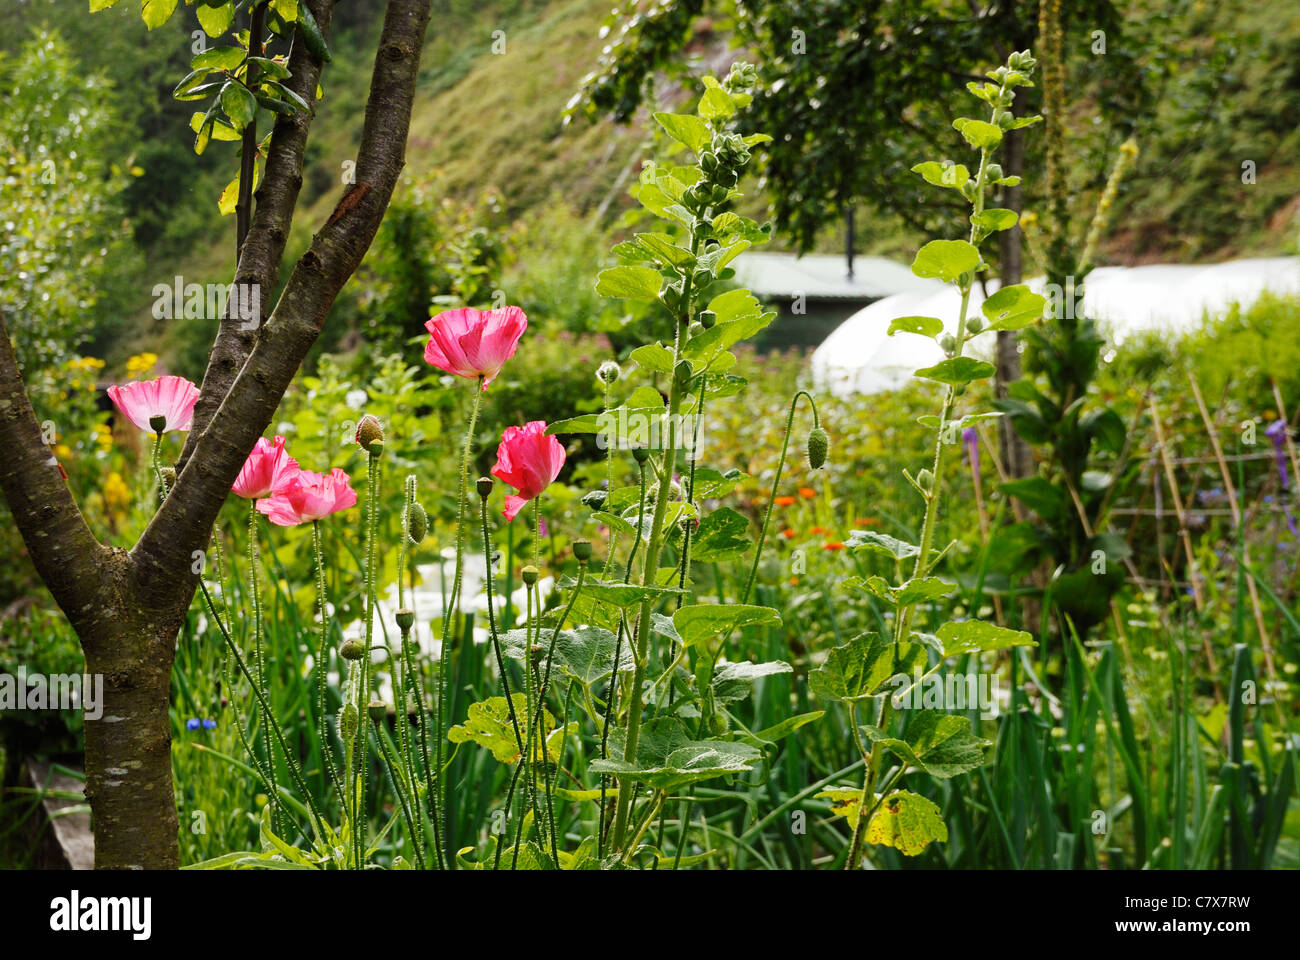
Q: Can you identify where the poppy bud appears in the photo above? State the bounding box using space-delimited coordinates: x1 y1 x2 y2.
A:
521 564 539 586
572 539 592 562
395 608 415 632
406 501 428 544
807 426 829 470
160 466 177 487
355 414 384 452
597 360 621 384
340 639 365 661
341 702 358 742
917 468 935 494
477 476 494 499
582 489 607 510
632 446 650 464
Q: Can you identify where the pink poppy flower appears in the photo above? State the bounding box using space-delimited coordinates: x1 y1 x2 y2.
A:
490 421 566 522
232 435 300 500
256 467 357 526
106 375 200 434
423 306 527 388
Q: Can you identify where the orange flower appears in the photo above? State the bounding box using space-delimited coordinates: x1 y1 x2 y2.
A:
822 541 845 551
798 487 816 499
779 528 796 539
809 526 828 535
853 517 880 527
774 495 797 507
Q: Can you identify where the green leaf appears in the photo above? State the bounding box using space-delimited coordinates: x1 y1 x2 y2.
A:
913 357 996 385
888 315 945 339
860 713 990 779
569 578 685 609
590 718 761 791
911 239 979 283
629 343 674 374
633 232 694 268
221 81 257 131
501 626 633 686
845 530 919 561
673 604 781 648
815 787 867 830
296 0 332 61
707 288 762 325
141 0 179 30
192 46 247 71
712 660 792 703
911 161 970 189
744 711 824 746
653 112 711 153
935 619 1036 658
688 466 745 501
847 575 955 607
865 791 948 855
90 0 124 11
809 634 925 703
971 208 1019 235
953 117 1003 148
997 475 1066 520
689 506 752 562
447 694 573 765
698 86 735 121
196 1 236 37
981 284 1046 331
595 265 662 302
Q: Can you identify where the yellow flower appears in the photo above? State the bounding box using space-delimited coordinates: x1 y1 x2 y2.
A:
94 423 113 451
126 352 158 380
103 471 130 512
54 443 72 459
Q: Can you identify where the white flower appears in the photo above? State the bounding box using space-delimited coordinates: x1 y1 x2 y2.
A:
345 389 368 411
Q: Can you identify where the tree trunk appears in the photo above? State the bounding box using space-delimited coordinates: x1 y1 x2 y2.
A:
82 609 182 869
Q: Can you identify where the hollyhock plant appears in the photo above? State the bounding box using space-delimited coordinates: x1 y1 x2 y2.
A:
423 306 527 388
490 420 566 521
257 467 357 526
232 435 300 500
106 375 200 434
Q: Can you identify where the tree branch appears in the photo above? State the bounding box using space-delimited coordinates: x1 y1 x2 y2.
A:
177 0 338 474
0 312 111 632
132 0 432 599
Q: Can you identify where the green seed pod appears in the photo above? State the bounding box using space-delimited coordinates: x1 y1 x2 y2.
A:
406 501 428 545
476 476 494 499
340 702 358 743
395 608 415 632
698 309 717 330
521 564 540 586
966 316 984 334
807 426 829 470
632 446 650 464
355 414 384 452
340 639 365 661
708 712 729 736
572 539 592 563
367 700 388 724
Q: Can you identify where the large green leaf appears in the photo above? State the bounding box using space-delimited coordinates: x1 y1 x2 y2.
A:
888 315 945 339
673 604 781 648
192 46 247 71
567 578 685 609
590 717 761 791
447 694 575 765
653 112 710 153
865 791 948 855
711 660 792 703
981 284 1046 331
953 117 1002 148
847 575 954 608
935 619 1036 658
221 81 257 131
913 356 996 385
196 1 236 37
911 161 969 190
809 634 925 703
743 710 824 746
911 239 979 283
595 265 662 302
860 712 990 779
689 506 751 562
501 625 633 686
845 530 919 561
141 0 179 29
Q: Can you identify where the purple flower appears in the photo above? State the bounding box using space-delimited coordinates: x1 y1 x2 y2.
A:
185 718 217 731
1265 420 1298 537
962 427 981 488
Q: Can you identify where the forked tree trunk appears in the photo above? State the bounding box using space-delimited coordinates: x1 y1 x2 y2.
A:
0 0 432 868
